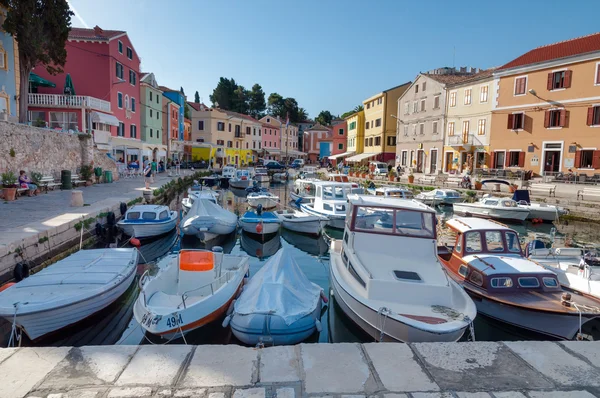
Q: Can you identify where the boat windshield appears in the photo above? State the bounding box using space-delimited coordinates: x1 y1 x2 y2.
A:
322 186 351 199
352 206 435 238
237 170 249 177
387 190 412 198
501 200 518 207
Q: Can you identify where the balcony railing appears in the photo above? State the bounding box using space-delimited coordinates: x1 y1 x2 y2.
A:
28 93 111 112
447 134 482 147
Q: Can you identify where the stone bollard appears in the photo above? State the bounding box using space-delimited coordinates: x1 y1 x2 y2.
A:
71 190 84 207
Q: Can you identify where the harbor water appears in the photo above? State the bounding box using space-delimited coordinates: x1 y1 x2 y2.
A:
2 181 600 347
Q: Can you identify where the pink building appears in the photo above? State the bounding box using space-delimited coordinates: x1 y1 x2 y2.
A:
261 123 281 159
328 121 348 166
303 123 332 164
30 26 142 160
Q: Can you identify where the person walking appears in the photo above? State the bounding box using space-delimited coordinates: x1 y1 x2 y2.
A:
151 159 157 179
175 159 181 176
144 163 152 189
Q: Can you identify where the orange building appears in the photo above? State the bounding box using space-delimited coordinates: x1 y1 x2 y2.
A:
490 33 600 177
183 117 192 162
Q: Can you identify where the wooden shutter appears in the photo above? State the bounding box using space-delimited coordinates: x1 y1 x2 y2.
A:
593 151 600 169
574 150 582 168
507 114 514 129
489 152 495 168
544 110 551 128
559 110 567 127
504 152 509 168
587 107 595 126
547 73 554 90
518 152 525 167
564 70 572 88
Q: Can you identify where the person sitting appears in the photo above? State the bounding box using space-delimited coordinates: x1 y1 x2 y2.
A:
18 170 37 197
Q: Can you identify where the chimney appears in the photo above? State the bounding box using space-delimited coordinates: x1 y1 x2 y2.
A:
460 67 467 73
93 25 103 36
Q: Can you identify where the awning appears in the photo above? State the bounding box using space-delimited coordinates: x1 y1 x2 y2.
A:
327 151 355 160
266 149 281 155
29 72 56 88
91 111 120 127
346 152 380 162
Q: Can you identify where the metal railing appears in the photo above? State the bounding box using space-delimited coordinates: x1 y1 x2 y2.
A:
28 93 111 112
447 134 483 147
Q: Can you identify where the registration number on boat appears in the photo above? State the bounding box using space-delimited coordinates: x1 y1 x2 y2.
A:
166 314 184 328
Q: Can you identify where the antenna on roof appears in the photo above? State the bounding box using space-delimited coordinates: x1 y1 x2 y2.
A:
453 46 456 69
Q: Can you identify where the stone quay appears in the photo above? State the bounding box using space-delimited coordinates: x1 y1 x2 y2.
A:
1 341 599 398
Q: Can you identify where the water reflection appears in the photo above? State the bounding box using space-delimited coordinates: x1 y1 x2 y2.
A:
240 231 282 259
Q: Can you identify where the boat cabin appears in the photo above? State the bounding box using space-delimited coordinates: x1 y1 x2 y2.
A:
234 170 250 180
479 196 520 209
222 166 237 179
438 217 560 293
123 205 172 223
312 181 355 216
255 167 268 175
374 186 414 199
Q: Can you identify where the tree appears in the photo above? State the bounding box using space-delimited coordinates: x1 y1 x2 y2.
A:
297 108 308 122
194 91 200 103
231 85 249 114
1 0 73 123
248 84 266 119
209 77 237 109
180 86 185 95
315 110 333 126
184 103 191 119
267 93 284 117
353 104 364 113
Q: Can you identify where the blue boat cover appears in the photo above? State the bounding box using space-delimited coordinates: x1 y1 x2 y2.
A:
234 247 322 325
241 211 279 222
512 189 531 204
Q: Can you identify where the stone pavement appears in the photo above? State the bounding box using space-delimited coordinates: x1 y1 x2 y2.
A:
0 341 598 398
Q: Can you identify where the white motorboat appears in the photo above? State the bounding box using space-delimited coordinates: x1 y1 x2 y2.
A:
329 195 477 342
290 178 319 204
222 166 237 179
415 189 464 206
512 189 567 222
366 185 414 199
527 239 600 300
299 181 354 229
182 188 219 214
0 248 138 341
254 167 270 183
275 209 327 235
247 191 280 210
300 166 319 179
225 248 325 345
230 170 252 189
272 172 288 183
239 208 282 235
181 195 237 241
118 205 177 238
134 248 249 339
453 196 529 222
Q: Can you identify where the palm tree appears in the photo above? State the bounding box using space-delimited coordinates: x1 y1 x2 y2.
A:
297 107 308 121
353 105 364 113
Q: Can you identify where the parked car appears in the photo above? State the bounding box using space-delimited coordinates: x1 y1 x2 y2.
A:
264 160 286 170
290 159 305 169
370 161 389 176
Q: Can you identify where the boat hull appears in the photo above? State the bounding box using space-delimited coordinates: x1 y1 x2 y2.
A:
255 175 270 183
239 220 281 235
230 179 251 189
523 205 565 222
299 203 345 229
452 204 528 222
118 218 177 238
247 197 279 210
181 218 237 240
276 213 326 235
290 191 314 204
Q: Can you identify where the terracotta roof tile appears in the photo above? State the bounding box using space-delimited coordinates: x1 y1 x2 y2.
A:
446 68 497 87
424 73 480 85
218 109 260 123
187 102 209 111
498 32 600 70
69 27 125 41
306 123 331 132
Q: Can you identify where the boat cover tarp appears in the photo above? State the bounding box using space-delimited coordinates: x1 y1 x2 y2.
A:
512 189 531 204
234 248 322 325
182 195 237 226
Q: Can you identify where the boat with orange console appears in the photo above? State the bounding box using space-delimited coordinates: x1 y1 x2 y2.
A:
133 248 249 339
438 217 600 340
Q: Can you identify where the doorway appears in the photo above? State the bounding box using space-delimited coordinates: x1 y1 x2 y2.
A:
416 150 424 173
460 152 468 172
540 141 563 175
445 151 453 173
495 151 505 169
430 149 438 174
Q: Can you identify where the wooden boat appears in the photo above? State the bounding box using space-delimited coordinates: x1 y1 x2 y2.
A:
239 207 281 235
329 195 477 342
247 191 280 210
224 248 325 345
0 248 139 341
275 209 327 235
117 205 177 238
181 195 237 242
438 217 600 340
134 248 249 339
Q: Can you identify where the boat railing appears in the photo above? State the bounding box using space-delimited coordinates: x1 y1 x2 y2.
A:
180 269 233 309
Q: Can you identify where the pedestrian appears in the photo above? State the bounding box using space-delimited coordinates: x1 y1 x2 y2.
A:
175 159 181 175
18 170 37 197
151 159 157 177
144 163 152 189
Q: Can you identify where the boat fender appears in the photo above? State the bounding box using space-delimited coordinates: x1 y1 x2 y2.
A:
226 299 236 316
295 198 303 207
119 202 127 217
130 238 141 247
222 314 231 328
106 212 116 226
13 262 28 282
256 223 263 234
95 222 103 238
320 290 329 303
315 319 322 332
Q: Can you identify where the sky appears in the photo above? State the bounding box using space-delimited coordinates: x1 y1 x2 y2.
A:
68 0 600 119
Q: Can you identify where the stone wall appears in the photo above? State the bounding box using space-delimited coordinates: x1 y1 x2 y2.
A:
0 121 92 178
93 150 119 181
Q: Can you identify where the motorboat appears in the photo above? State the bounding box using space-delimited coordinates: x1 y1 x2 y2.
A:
0 248 138 341
239 205 282 235
182 187 219 214
299 181 354 229
224 248 325 345
247 167 256 179
329 195 477 342
275 209 327 235
366 185 414 199
199 175 218 187
453 196 529 222
281 229 329 257
512 189 567 222
247 191 280 210
438 217 600 340
272 171 288 183
220 166 237 188
526 239 600 300
290 178 319 204
254 167 270 183
117 205 177 238
415 189 464 206
300 166 319 179
134 248 249 339
181 195 237 242
230 170 252 189
240 231 282 259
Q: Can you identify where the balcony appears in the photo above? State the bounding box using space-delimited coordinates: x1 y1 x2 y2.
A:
28 93 111 113
447 134 482 150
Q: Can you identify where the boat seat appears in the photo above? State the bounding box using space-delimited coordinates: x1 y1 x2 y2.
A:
179 251 214 271
148 290 207 312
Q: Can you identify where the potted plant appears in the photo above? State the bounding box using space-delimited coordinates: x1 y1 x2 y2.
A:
388 170 395 182
31 172 43 194
408 172 415 184
474 179 482 190
80 165 94 186
509 183 518 193
360 166 367 178
1 170 18 201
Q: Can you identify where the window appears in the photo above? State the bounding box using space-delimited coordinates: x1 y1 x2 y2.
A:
413 101 418 113
419 124 424 135
118 40 123 53
477 119 486 135
377 97 383 105
422 82 426 91
507 113 525 130
434 95 440 109
505 231 521 253
404 102 410 115
447 122 455 136
514 76 527 95
117 122 125 136
403 125 408 136
548 70 571 90
49 111 78 131
198 120 204 130
227 141 232 148
415 84 419 93
485 231 504 252
480 85 488 103
518 277 540 288
375 136 381 146
130 124 137 138
464 89 472 105
131 98 136 112
449 91 456 107
366 102 370 109
149 91 153 101
246 126 251 135
150 128 153 138
228 123 231 132
387 136 396 146
365 121 370 129
127 47 133 60
338 128 344 135
217 122 225 131
217 139 224 145
156 95 159 104
0 45 6 70
375 118 381 127
462 120 469 136
149 109 153 118
401 150 407 166
458 265 468 277
349 121 356 130
432 121 438 135
469 271 483 286
545 109 565 128
116 62 123 79
464 232 482 252
29 110 45 124
491 277 513 288
338 143 344 150
543 277 559 288
117 92 123 108
369 137 373 146
420 99 425 112
588 106 600 126
507 151 521 167
129 70 136 85
364 138 368 147
157 111 159 120
124 95 129 110
576 150 595 168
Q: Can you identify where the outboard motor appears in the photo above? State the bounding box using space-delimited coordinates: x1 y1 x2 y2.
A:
119 202 127 217
105 211 118 245
256 204 263 216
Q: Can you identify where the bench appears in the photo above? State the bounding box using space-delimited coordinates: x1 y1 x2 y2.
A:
72 174 86 187
577 187 600 201
443 176 462 187
418 175 437 185
38 175 61 193
528 183 556 197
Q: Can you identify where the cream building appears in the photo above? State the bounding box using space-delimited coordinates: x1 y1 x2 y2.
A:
346 110 364 155
259 115 303 159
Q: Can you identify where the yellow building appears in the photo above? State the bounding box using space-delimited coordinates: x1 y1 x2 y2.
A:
345 110 364 154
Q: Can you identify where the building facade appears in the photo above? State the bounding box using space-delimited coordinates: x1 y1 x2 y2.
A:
490 33 600 176
259 115 302 159
297 120 314 150
139 73 166 162
162 97 180 160
183 117 192 162
261 123 281 160
444 70 495 174
346 111 364 155
303 123 332 163
0 11 19 120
